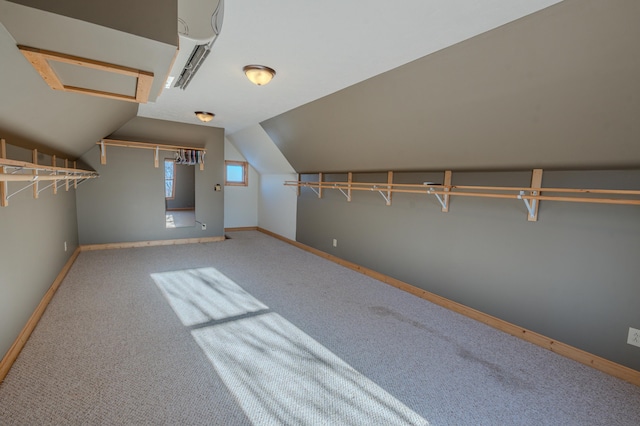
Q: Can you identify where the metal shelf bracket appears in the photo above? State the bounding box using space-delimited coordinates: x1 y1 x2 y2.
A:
518 190 537 219
428 187 448 210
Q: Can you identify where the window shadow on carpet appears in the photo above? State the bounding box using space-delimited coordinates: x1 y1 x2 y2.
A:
151 268 429 426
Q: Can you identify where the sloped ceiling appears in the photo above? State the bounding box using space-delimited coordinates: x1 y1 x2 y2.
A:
140 0 561 134
108 116 217 148
262 0 640 173
0 21 137 158
0 0 177 158
227 125 295 175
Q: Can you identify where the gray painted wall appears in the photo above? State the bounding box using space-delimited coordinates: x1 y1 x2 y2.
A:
6 0 178 46
262 0 640 173
76 118 224 244
0 143 79 362
296 169 640 371
259 0 640 372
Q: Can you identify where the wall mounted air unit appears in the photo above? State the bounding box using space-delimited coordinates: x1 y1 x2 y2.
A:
173 0 224 90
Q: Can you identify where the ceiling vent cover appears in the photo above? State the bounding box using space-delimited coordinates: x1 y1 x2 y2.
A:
174 0 224 90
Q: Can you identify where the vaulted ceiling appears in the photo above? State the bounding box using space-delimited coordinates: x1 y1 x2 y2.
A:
1 0 638 174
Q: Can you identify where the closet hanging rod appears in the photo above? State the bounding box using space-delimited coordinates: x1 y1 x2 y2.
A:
0 174 95 182
98 139 206 169
0 158 93 175
1 140 96 207
99 139 206 153
287 180 640 196
286 179 640 207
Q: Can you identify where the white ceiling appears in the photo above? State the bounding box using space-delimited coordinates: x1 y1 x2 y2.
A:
139 0 562 137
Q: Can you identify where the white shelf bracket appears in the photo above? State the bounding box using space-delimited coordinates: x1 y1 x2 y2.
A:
334 184 351 201
372 185 391 204
518 190 537 219
309 185 321 197
428 187 448 210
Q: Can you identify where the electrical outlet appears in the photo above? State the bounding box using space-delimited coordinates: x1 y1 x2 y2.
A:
628 327 640 348
201 223 207 230
332 238 337 247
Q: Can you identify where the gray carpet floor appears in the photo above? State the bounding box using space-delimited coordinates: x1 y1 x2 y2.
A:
0 230 638 425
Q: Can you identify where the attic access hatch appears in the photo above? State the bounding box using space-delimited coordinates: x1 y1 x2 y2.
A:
0 0 177 104
18 45 154 103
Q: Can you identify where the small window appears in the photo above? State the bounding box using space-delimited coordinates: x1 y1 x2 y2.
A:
164 159 176 199
225 160 248 186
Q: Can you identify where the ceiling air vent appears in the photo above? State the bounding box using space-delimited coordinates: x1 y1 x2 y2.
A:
173 0 224 90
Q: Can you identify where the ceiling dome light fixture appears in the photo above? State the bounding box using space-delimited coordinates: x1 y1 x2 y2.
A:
243 65 276 86
195 111 215 122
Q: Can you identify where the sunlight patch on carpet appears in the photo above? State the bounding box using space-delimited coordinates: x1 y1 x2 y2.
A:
151 268 268 327
152 268 428 426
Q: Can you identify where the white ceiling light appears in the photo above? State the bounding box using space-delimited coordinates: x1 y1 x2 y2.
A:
195 111 215 122
243 65 276 86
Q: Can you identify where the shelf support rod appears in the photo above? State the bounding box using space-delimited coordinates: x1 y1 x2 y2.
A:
0 139 7 206
154 146 159 168
386 171 393 206
527 169 543 221
32 149 38 199
52 155 57 195
100 140 106 165
442 170 451 212
64 159 69 191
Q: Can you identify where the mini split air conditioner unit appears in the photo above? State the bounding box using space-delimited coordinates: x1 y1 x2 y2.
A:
172 0 224 90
